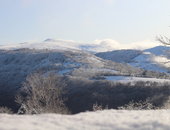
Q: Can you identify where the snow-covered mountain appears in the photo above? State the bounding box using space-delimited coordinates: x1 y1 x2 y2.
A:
0 48 148 90
96 49 142 63
96 46 170 73
0 39 121 52
1 40 170 116
0 40 170 89
0 38 160 53
130 46 170 73
0 39 170 89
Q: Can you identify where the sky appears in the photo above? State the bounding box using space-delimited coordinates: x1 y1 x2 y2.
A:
0 0 170 45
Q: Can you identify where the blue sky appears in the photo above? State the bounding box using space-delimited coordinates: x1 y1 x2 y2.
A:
0 0 170 45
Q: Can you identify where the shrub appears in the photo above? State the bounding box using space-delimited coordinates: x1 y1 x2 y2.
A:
92 102 108 111
0 107 13 114
162 96 170 109
16 73 69 114
118 99 157 110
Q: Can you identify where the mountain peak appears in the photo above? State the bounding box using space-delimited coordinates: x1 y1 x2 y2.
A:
44 38 56 42
144 45 170 55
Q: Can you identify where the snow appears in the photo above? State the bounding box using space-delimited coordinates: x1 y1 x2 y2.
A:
129 46 170 73
95 45 170 73
0 39 118 52
104 76 170 83
144 45 170 55
129 52 169 73
0 39 161 53
0 110 170 130
96 49 142 63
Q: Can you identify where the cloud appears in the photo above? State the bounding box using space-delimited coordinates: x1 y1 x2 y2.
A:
128 40 161 50
93 39 161 50
0 38 161 52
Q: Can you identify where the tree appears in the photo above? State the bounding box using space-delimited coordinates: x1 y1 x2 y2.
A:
16 73 69 114
156 35 170 45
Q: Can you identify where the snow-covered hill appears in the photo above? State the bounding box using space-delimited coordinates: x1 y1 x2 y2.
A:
0 48 147 90
0 40 170 87
0 39 121 52
1 47 170 112
0 41 170 91
0 39 160 53
0 110 170 130
96 46 170 73
2 39 169 73
131 46 170 73
96 49 142 63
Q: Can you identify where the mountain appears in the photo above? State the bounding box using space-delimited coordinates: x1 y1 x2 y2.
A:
0 40 170 90
96 46 170 73
0 48 146 90
0 39 120 52
1 38 160 52
1 41 170 113
96 49 142 63
0 41 169 89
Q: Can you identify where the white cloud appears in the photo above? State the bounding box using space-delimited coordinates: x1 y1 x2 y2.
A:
0 38 162 52
127 40 162 50
93 39 161 50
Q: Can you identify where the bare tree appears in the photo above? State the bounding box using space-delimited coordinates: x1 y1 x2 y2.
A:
16 73 69 114
0 107 13 114
156 35 170 45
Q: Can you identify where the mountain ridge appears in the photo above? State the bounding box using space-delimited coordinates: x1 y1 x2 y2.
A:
96 45 170 73
0 38 160 52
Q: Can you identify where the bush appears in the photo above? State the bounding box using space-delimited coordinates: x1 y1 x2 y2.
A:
0 107 13 114
92 102 108 111
118 99 157 110
16 73 69 114
162 96 170 109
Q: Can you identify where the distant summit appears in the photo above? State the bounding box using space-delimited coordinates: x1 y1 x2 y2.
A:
0 38 161 53
144 45 170 55
95 45 170 73
44 38 56 42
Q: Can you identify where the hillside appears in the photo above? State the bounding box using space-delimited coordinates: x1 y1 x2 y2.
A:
1 48 169 91
96 46 170 73
2 39 170 74
0 39 120 53
1 46 170 112
0 42 170 91
0 48 143 89
1 40 170 110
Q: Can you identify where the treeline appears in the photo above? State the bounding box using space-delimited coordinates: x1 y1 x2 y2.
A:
1 73 170 114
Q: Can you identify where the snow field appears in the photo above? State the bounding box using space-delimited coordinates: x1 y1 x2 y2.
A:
0 110 170 130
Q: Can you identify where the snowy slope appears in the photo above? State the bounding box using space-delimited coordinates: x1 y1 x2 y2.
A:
2 39 169 73
96 46 170 73
0 110 170 130
104 76 170 83
0 48 147 90
1 40 170 87
0 39 120 52
0 45 170 91
131 46 170 72
96 49 142 63
0 39 160 53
